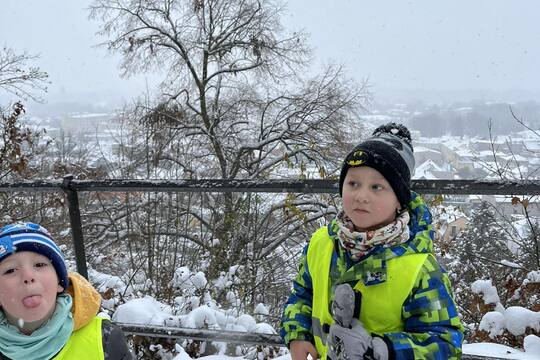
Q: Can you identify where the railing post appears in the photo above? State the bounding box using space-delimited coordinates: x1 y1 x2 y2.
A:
61 175 88 279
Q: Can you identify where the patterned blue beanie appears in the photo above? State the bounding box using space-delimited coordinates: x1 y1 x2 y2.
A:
0 222 69 289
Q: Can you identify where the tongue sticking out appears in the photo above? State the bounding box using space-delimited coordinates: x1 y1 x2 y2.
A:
22 295 41 308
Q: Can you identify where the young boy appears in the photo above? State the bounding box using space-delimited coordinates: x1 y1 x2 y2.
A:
0 222 132 360
280 123 464 359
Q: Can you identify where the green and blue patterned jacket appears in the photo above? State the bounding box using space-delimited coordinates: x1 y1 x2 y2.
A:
280 193 464 359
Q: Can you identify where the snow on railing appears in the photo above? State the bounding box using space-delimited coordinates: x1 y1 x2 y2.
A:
116 323 509 360
0 178 539 195
2 177 538 278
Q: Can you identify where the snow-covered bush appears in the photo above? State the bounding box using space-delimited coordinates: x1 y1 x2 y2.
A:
433 198 540 352
106 264 281 359
467 274 540 348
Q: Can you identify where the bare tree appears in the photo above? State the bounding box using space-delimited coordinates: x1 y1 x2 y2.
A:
0 47 49 102
0 47 68 242
89 0 367 175
0 102 34 179
0 46 50 178
89 0 369 307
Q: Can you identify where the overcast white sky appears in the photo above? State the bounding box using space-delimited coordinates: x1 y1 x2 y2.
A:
1 0 539 107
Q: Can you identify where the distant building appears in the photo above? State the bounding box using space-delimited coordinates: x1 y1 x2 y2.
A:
470 195 540 218
414 159 455 179
441 216 468 244
414 146 445 165
431 205 468 256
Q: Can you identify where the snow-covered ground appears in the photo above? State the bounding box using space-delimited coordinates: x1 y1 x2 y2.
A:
463 342 540 359
110 288 540 360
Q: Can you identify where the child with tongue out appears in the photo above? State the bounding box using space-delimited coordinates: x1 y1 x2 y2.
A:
0 223 132 360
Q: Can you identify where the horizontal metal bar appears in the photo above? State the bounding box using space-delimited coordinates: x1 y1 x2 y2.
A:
413 179 540 195
0 179 539 195
0 179 64 192
462 355 510 360
117 323 284 346
117 323 509 359
71 179 338 193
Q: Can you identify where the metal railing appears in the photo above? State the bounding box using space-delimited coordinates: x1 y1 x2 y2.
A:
117 323 511 359
1 176 538 278
1 176 538 359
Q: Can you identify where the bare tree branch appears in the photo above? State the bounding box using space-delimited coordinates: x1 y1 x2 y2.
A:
0 47 49 102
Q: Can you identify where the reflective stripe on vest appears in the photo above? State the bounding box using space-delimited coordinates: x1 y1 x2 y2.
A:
307 226 428 359
54 317 104 359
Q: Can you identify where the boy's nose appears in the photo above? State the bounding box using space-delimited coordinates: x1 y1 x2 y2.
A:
355 190 370 203
21 268 36 284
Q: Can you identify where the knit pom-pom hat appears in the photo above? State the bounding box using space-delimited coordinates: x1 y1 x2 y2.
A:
0 222 69 290
339 122 415 208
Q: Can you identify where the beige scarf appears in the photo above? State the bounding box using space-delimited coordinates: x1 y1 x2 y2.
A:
335 210 410 260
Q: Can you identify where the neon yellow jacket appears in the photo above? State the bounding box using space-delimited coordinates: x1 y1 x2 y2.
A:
59 273 131 360
281 193 464 359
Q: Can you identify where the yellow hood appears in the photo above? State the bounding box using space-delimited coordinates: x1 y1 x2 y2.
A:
65 272 102 330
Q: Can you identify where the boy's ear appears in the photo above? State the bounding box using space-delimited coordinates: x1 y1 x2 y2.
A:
57 284 64 293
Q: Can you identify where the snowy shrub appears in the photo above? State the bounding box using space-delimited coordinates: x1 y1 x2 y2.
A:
468 273 540 348
471 280 501 305
113 296 173 326
187 305 219 329
524 335 540 355
504 307 540 336
479 311 506 337
440 199 540 350
110 264 281 359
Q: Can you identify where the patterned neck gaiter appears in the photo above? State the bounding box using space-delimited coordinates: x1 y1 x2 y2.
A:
335 210 411 261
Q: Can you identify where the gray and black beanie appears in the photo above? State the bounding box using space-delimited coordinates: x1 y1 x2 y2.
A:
338 122 415 208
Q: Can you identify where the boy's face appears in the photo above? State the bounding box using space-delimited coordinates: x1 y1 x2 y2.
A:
342 166 401 231
0 251 63 324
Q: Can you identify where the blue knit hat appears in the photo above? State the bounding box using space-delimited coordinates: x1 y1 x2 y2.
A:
0 222 69 290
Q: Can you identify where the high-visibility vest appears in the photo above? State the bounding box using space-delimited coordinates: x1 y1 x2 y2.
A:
54 317 104 359
307 227 429 359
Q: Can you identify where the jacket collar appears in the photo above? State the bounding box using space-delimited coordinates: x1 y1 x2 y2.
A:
331 192 434 286
65 272 101 330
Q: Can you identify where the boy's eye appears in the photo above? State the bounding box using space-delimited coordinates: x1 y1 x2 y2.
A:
348 180 359 187
372 184 384 190
35 262 49 268
2 268 15 275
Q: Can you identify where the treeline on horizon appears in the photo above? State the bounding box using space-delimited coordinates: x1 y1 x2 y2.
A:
407 100 540 137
